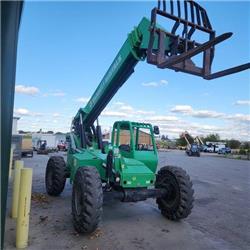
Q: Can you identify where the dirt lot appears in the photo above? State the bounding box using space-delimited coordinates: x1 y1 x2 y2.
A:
4 150 250 250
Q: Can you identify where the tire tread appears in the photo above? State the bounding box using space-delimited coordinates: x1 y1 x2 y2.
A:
156 165 194 220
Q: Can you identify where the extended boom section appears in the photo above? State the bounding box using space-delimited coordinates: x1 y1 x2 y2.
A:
72 17 170 148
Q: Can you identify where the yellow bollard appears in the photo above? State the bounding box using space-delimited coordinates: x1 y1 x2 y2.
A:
9 147 13 179
16 168 33 249
11 160 24 218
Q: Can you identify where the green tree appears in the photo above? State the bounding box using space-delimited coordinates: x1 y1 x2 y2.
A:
176 137 187 147
227 139 241 149
204 133 220 143
242 141 250 150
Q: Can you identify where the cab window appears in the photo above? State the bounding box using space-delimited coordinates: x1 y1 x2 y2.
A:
134 128 153 151
118 125 131 152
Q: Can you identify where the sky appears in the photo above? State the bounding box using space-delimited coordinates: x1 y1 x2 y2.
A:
14 1 250 140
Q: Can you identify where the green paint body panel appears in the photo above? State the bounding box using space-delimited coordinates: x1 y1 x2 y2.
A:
120 158 155 188
67 18 170 189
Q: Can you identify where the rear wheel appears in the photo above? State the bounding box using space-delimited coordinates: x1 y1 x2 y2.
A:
45 156 67 196
72 167 103 234
155 166 194 220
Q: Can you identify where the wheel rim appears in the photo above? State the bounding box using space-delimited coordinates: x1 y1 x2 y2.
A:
74 185 83 216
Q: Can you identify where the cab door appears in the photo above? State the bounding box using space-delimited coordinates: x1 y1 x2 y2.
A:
114 122 134 159
133 127 158 173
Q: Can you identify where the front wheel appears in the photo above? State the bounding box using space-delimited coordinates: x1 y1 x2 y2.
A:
72 167 103 234
155 166 194 220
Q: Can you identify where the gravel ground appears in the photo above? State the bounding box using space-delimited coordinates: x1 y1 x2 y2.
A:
4 150 250 250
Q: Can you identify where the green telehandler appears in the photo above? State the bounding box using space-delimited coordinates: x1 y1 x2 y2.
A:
45 0 249 233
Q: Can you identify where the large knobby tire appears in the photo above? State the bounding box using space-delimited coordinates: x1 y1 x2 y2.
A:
45 156 67 196
155 166 194 220
72 167 103 234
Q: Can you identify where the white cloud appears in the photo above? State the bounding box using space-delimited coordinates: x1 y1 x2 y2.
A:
171 104 249 121
75 97 90 104
43 90 66 97
14 108 42 117
15 85 39 95
136 110 155 115
120 105 134 111
51 91 66 97
171 105 193 113
15 98 249 140
142 82 158 87
196 124 222 132
142 79 168 87
53 113 61 117
171 105 223 118
101 110 128 117
157 119 230 139
234 100 250 106
192 110 224 118
226 114 250 122
148 118 209 138
108 102 155 117
114 101 125 106
14 108 30 116
146 115 179 122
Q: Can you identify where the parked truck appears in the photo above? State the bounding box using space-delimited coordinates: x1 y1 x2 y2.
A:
21 134 33 157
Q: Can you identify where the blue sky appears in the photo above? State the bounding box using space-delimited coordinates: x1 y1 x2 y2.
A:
14 1 250 140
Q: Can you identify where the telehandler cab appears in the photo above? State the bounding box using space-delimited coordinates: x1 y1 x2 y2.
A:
45 0 249 233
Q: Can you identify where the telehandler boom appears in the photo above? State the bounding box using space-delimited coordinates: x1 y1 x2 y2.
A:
45 0 249 234
181 131 200 157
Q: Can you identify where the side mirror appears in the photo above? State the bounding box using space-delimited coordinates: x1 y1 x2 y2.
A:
153 126 160 135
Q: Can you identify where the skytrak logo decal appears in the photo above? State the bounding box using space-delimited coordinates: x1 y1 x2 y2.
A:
88 54 122 109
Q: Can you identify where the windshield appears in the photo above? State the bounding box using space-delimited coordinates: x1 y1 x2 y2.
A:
134 127 153 151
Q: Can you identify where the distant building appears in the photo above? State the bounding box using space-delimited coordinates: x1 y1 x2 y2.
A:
12 116 20 134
